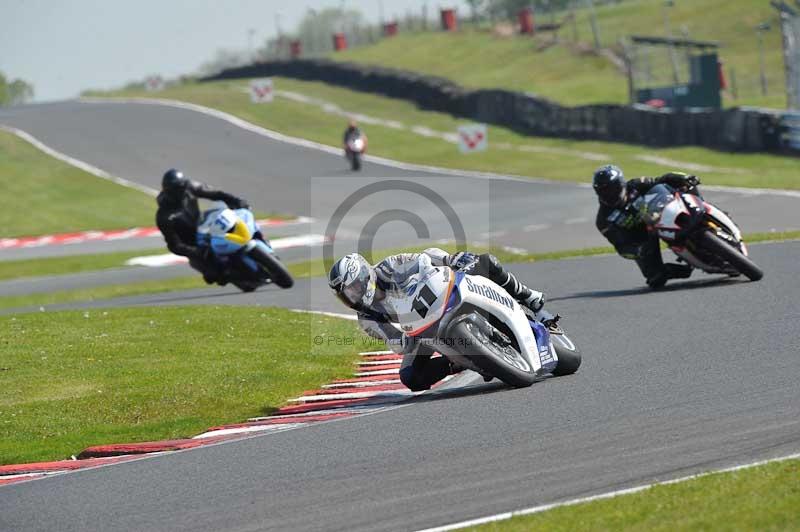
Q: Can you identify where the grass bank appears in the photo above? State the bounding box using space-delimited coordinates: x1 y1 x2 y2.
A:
0 306 363 465
336 0 786 109
0 128 155 238
472 457 800 531
87 79 800 190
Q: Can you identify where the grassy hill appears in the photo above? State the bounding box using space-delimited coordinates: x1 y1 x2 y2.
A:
334 0 786 109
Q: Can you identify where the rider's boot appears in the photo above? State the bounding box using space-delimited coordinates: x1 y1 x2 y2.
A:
479 254 545 312
646 263 693 289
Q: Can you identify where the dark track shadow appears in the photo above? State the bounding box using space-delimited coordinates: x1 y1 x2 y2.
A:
549 275 747 302
410 373 557 404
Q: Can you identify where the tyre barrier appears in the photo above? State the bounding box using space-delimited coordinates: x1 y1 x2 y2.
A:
204 59 796 154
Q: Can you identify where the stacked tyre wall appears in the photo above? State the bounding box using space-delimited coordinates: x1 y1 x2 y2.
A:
204 59 793 154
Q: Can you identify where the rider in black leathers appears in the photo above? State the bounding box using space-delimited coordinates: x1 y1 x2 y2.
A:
155 169 248 285
593 165 702 289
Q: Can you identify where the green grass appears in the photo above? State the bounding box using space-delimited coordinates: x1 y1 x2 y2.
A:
336 0 786 109
4 231 798 312
0 306 363 465
86 79 800 190
0 128 155 238
471 457 800 531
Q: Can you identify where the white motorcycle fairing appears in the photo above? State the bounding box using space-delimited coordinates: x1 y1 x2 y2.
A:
392 266 558 376
645 192 749 271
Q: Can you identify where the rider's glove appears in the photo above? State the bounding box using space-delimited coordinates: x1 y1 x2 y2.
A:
662 172 700 191
448 251 478 271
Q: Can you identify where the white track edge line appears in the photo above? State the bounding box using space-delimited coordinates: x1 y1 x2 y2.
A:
77 97 800 198
416 451 800 532
289 308 358 321
0 124 159 197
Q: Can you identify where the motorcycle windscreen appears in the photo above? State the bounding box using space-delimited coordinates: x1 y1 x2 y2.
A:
636 184 674 226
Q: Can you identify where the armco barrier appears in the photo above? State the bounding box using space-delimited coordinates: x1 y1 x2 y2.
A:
203 59 796 154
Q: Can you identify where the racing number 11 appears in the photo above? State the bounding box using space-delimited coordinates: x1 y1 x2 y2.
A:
412 285 438 318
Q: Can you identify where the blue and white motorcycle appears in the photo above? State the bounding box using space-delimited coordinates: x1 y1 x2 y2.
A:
394 264 581 388
197 204 294 292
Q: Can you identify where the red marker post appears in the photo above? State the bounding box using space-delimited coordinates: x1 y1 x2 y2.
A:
332 32 347 51
518 8 535 35
440 8 457 31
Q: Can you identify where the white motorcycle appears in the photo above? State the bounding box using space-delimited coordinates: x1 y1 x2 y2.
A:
393 264 581 388
345 133 366 171
633 184 763 281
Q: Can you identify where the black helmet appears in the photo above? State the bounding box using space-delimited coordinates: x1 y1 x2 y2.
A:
161 169 188 194
592 165 626 207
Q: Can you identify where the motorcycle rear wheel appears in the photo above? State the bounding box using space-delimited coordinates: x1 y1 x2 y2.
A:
248 246 294 288
697 230 763 281
448 315 536 388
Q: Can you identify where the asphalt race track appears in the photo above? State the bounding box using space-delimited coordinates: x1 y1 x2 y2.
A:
3 100 799 262
2 242 799 531
1 100 799 531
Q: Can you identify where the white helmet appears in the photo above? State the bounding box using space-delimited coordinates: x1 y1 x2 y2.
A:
328 253 376 310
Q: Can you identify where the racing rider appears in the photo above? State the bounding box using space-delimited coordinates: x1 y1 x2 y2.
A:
592 165 702 289
156 168 248 285
328 249 546 391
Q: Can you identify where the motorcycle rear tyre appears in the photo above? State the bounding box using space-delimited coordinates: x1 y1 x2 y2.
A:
448 315 536 388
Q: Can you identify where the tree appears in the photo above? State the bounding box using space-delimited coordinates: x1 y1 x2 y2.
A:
7 79 34 105
0 71 34 106
0 72 7 105
286 7 365 55
196 49 250 77
465 0 486 23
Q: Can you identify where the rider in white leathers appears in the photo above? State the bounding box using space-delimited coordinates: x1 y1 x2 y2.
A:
328 248 546 391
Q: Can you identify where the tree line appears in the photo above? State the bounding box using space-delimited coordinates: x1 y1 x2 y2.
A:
0 71 34 106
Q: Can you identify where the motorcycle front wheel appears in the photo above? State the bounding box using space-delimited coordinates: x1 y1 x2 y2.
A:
697 230 763 281
248 245 294 289
447 314 536 388
550 333 582 376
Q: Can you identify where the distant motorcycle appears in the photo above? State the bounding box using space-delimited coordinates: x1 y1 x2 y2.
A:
344 133 366 171
633 184 763 281
197 203 294 292
395 263 581 388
